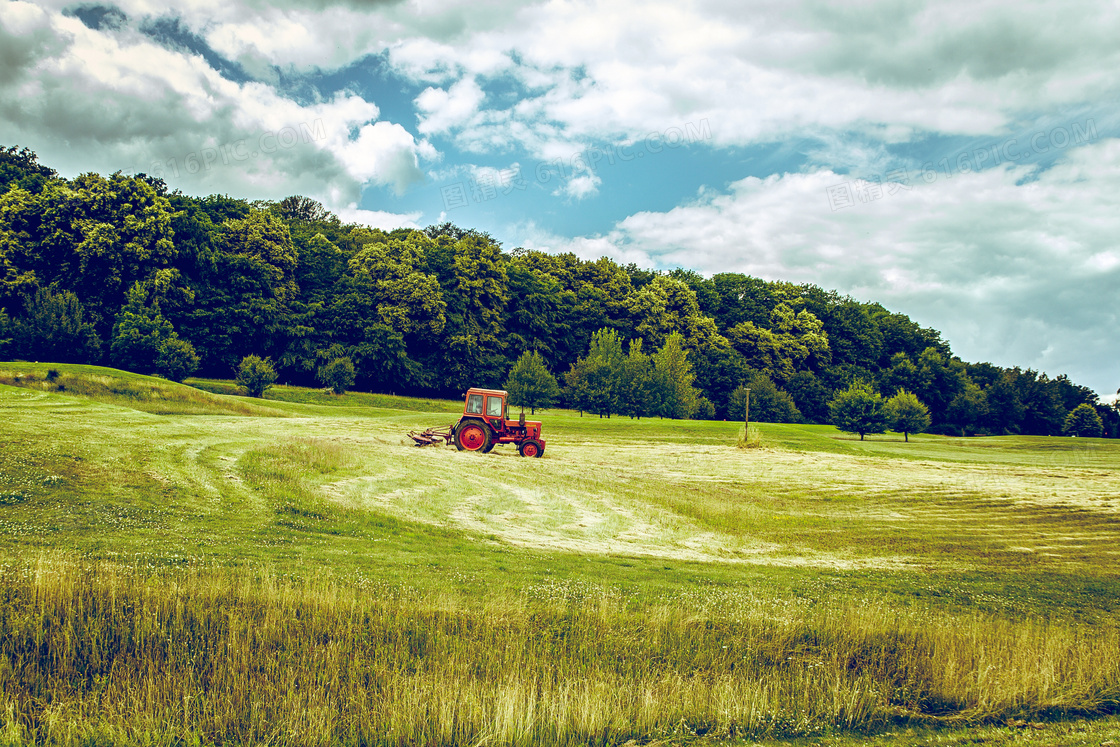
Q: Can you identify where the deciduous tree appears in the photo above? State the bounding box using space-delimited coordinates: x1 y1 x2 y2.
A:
110 283 174 373
1063 403 1103 437
885 389 930 442
619 338 656 419
829 382 888 440
653 332 699 419
786 370 831 424
505 350 560 414
10 286 101 363
729 373 801 424
565 328 624 418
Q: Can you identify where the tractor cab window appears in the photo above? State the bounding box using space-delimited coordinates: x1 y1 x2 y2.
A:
466 393 484 414
486 396 504 418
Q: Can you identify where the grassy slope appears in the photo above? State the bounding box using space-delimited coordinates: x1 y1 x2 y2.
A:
2 363 1120 745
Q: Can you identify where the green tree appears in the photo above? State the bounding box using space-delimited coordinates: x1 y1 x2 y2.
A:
278 195 334 224
348 235 446 338
0 308 10 358
619 338 656 419
728 373 801 424
110 283 174 372
786 370 831 424
318 356 356 395
727 321 784 379
945 380 988 435
629 275 701 350
156 337 199 382
1009 369 1066 436
984 372 1025 434
568 328 625 418
1063 403 1103 437
503 261 575 364
0 173 176 339
829 382 889 440
915 347 967 425
885 389 930 442
10 286 101 363
879 352 923 397
438 232 508 391
653 332 699 419
563 356 594 416
236 354 277 398
691 397 716 420
505 350 560 414
0 146 57 194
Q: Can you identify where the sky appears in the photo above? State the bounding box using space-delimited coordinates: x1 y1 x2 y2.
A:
1 0 1118 398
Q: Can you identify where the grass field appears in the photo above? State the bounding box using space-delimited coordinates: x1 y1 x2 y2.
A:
1 363 1118 745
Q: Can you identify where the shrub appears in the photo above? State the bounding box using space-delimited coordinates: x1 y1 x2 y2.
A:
317 356 356 395
729 374 801 424
236 355 277 398
156 337 200 383
691 397 716 420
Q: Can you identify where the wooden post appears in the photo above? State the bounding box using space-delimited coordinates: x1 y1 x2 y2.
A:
744 387 751 429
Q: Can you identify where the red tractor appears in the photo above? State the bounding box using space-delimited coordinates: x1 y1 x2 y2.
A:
407 388 546 457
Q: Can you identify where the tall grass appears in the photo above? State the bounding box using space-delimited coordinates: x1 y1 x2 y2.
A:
737 424 763 449
0 557 1117 746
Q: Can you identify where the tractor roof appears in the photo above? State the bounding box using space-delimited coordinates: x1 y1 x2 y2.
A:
465 388 508 396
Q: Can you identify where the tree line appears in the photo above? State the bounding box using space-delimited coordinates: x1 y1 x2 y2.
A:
1 145 1116 437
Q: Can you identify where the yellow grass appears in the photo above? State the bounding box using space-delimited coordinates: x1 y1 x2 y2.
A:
0 556 1117 746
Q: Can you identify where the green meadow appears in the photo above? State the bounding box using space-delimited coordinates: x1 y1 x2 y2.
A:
1 363 1118 746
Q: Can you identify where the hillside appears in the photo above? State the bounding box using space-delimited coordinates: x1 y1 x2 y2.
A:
2 364 1119 745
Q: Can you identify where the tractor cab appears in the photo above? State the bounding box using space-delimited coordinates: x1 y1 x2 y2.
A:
454 388 545 457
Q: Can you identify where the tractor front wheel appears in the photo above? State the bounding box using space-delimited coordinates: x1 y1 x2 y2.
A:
518 439 544 458
455 420 492 452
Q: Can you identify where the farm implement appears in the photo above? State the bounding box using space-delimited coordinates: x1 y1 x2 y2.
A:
406 426 455 447
407 387 546 457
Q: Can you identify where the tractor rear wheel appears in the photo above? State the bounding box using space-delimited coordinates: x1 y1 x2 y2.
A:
455 420 492 452
518 439 544 458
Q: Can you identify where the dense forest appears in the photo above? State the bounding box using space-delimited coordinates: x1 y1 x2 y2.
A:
1 145 1116 437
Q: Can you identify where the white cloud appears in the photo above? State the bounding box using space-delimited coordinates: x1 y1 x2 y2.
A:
366 0 1120 165
0 2 428 207
335 206 422 231
415 76 484 135
337 120 426 193
556 173 600 200
518 138 1120 395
